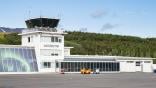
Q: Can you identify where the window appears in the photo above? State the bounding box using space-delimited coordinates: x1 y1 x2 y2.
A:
59 39 62 43
54 53 58 56
28 37 30 42
51 53 55 56
60 62 120 72
51 53 58 56
136 61 141 66
51 37 54 42
56 62 59 68
0 47 38 72
55 37 58 42
51 37 60 42
43 62 51 68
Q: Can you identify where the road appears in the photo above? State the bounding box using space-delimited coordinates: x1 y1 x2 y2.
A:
0 73 156 88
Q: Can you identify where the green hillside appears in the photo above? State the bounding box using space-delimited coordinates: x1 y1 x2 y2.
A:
0 33 21 45
65 31 156 61
1 32 156 63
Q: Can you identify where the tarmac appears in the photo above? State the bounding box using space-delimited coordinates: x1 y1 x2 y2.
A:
0 73 156 88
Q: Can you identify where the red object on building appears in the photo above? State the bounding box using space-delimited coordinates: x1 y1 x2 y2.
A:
60 69 64 74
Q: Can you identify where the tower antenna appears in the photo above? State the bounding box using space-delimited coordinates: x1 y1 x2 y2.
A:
28 10 32 28
40 10 43 27
28 10 31 20
40 10 43 18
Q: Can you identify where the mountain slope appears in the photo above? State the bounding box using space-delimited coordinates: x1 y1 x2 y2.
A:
65 31 156 58
0 27 24 33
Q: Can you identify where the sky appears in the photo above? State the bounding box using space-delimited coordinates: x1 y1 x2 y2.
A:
0 0 156 38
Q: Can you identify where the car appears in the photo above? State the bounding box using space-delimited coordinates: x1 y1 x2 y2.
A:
93 68 100 74
80 68 92 74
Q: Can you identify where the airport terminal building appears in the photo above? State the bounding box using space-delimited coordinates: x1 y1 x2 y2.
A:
0 18 154 73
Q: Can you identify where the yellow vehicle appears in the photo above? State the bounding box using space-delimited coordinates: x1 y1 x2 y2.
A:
80 68 92 74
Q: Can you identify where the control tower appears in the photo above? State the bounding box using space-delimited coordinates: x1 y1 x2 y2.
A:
19 18 66 72
25 18 59 28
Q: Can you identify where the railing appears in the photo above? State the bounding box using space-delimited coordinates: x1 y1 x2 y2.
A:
22 27 64 33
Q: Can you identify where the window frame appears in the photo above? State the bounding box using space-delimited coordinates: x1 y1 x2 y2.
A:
28 37 30 43
43 62 51 68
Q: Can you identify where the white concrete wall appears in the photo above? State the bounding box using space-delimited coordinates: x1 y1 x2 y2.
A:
22 33 41 46
38 34 64 72
119 61 136 72
142 62 152 72
152 64 156 71
64 47 73 56
119 60 153 72
64 48 70 56
21 31 65 72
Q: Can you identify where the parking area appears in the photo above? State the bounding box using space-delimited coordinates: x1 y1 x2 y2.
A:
0 73 156 88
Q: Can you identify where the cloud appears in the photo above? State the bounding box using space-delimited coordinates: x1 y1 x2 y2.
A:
101 23 118 31
91 10 107 18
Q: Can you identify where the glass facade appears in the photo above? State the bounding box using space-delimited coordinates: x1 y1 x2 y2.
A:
60 62 120 72
0 47 38 72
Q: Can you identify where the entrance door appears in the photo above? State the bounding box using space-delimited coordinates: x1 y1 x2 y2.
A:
135 61 142 72
55 62 60 72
